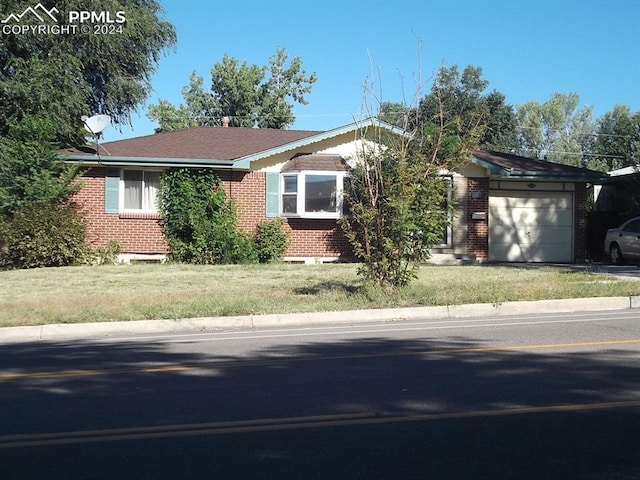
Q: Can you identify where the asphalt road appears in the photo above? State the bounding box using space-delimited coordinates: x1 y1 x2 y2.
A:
2 309 640 479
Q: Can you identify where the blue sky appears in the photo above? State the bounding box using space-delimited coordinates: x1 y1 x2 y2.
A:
104 0 640 142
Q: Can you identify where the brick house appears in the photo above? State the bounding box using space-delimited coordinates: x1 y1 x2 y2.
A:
62 118 605 263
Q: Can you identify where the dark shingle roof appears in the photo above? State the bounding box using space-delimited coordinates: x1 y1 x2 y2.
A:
472 149 607 181
281 154 349 172
62 126 322 160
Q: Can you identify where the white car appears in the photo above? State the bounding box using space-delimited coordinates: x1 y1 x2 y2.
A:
604 216 640 264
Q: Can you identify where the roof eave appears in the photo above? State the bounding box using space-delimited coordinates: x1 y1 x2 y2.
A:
61 154 243 170
471 157 509 176
472 156 607 182
598 171 640 184
493 173 607 182
498 169 607 182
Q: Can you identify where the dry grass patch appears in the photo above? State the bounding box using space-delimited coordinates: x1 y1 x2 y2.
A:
1 263 638 327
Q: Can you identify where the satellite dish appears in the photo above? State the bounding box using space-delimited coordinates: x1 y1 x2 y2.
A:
82 114 111 134
82 114 112 159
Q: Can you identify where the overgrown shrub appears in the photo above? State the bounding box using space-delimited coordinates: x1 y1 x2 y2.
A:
93 239 122 265
159 168 258 264
340 144 453 289
254 218 290 263
0 203 88 270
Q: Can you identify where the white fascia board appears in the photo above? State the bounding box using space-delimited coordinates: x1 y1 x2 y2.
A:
233 117 409 168
61 155 240 170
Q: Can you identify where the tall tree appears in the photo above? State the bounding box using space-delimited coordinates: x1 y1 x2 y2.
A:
0 0 177 146
147 48 317 131
381 65 517 152
515 93 594 166
482 90 519 152
0 0 175 216
0 0 176 269
587 105 640 171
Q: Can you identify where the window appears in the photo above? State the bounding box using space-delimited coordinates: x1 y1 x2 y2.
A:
282 175 298 214
122 170 161 212
305 175 337 213
280 172 345 219
624 220 640 233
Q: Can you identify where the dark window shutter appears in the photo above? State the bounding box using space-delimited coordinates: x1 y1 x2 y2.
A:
104 168 120 214
265 172 280 218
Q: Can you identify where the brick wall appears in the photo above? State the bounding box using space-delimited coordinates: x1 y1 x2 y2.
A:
218 170 266 231
286 218 351 258
74 168 349 259
220 170 350 258
72 168 168 254
466 177 489 259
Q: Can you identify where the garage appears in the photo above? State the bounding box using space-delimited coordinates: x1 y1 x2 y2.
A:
489 190 574 262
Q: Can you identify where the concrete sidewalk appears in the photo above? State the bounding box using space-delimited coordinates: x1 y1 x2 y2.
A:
1 295 639 344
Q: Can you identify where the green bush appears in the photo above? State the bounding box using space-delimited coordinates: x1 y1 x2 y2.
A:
222 229 259 264
254 218 289 263
159 168 258 264
0 203 88 270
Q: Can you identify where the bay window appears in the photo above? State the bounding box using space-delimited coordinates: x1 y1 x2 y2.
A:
280 172 345 218
264 153 350 220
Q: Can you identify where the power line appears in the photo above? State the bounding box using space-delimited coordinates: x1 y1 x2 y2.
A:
212 112 640 141
515 124 639 141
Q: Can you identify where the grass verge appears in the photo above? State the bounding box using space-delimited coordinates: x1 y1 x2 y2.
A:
1 263 639 327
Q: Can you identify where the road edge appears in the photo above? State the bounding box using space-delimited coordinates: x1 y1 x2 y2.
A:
0 296 638 343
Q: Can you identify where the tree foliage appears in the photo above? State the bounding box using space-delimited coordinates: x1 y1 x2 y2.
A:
381 65 518 152
158 169 257 264
383 73 638 171
0 0 177 145
147 48 317 130
587 105 640 172
515 93 594 166
0 1 175 268
254 218 290 263
482 90 519 152
0 117 81 216
340 136 454 289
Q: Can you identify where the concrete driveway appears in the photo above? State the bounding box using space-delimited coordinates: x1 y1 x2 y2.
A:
540 263 640 281
581 264 640 280
493 262 640 280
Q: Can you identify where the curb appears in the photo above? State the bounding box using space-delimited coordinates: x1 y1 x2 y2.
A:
0 296 638 344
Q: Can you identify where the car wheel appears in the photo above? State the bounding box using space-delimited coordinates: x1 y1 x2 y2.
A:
610 243 624 265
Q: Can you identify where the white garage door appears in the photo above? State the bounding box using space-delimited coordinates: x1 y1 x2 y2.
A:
489 191 574 262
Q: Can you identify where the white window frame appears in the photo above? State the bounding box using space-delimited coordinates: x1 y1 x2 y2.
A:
119 169 162 213
280 171 346 219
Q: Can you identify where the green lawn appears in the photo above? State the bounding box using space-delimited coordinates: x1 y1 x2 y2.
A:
1 263 638 327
